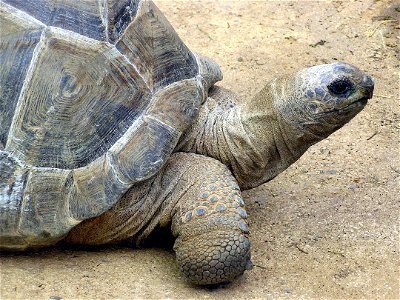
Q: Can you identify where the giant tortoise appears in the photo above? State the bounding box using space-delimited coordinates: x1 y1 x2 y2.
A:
0 0 374 285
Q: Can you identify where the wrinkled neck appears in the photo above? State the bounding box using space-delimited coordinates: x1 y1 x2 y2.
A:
177 85 321 190
176 89 242 170
240 81 322 188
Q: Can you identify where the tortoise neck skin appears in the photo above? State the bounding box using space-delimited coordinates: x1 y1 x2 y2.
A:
178 63 373 190
177 84 320 190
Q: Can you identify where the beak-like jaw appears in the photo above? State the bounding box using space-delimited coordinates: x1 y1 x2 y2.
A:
361 74 374 100
286 63 375 137
341 74 374 113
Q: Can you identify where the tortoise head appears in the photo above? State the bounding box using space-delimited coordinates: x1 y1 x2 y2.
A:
277 62 374 138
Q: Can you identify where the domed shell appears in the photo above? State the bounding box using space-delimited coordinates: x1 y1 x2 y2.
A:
0 0 222 249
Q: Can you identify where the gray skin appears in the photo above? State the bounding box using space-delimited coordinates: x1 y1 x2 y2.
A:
0 0 374 287
65 62 374 285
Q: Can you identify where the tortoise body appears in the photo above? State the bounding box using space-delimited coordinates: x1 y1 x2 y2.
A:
0 0 221 249
0 0 374 286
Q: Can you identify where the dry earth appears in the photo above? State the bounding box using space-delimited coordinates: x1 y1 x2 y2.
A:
1 0 399 299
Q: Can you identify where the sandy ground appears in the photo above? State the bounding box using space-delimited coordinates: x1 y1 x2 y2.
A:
1 0 399 299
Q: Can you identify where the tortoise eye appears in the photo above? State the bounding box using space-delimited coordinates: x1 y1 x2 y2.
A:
328 79 354 95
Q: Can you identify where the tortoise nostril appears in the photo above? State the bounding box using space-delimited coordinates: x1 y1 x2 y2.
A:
362 74 374 88
362 75 374 99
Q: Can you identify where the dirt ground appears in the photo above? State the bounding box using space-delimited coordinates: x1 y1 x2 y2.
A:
1 0 399 299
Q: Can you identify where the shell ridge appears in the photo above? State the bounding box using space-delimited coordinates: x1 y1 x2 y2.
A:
0 1 46 28
105 150 131 186
0 0 220 250
114 0 154 90
143 114 175 133
5 28 47 157
0 1 45 146
5 26 155 169
118 50 151 94
16 169 33 238
113 0 144 45
193 52 223 91
0 151 28 242
99 0 109 41
115 0 198 92
2 0 108 41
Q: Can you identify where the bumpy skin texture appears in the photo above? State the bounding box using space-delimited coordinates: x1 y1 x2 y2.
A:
67 62 374 285
0 0 375 287
170 154 251 284
66 153 251 284
180 63 374 189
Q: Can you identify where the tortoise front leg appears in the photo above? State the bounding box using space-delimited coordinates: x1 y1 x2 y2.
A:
167 153 252 285
66 152 252 285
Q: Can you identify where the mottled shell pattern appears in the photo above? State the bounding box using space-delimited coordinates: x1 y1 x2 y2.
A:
0 0 222 249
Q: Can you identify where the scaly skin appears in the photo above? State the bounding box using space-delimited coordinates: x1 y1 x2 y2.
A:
66 153 251 284
67 62 374 285
170 154 252 284
179 63 374 189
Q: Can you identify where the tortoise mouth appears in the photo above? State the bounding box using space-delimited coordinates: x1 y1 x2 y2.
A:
343 96 369 111
316 96 369 117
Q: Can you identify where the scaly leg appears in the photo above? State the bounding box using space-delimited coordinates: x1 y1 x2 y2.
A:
66 152 252 285
167 153 252 284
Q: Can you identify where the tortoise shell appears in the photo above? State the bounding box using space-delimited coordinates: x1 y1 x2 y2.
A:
0 0 222 249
